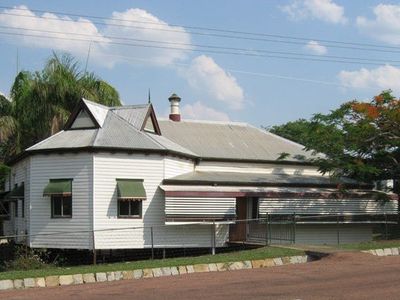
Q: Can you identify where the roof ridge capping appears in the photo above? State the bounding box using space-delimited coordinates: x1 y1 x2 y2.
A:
158 118 248 126
110 103 150 110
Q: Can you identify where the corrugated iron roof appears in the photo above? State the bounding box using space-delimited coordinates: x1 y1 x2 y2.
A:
28 101 196 157
111 104 150 130
27 99 317 163
158 119 314 162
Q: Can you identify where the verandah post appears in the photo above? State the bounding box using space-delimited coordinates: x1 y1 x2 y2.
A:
265 213 269 246
384 213 388 240
92 229 96 265
211 220 216 255
336 215 340 245
293 212 296 244
150 226 154 260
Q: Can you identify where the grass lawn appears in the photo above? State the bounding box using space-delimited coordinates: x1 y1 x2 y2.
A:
339 239 400 251
0 246 304 281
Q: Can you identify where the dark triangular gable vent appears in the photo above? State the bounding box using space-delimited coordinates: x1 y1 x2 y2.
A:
141 104 161 135
64 99 101 130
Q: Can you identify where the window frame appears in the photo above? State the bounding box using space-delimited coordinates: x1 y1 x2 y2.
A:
117 199 142 219
51 195 72 219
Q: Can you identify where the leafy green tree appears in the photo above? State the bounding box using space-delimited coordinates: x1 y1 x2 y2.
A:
0 53 121 162
267 119 313 146
268 91 400 193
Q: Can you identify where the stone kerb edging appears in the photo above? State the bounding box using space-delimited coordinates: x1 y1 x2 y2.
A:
0 255 310 291
362 247 400 256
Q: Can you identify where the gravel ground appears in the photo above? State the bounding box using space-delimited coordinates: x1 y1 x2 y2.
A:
1 252 400 300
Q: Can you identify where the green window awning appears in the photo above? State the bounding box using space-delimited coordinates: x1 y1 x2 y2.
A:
43 179 72 196
117 179 146 200
7 184 24 199
0 191 10 202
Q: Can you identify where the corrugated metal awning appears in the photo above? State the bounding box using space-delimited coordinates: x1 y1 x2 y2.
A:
117 179 146 201
43 179 72 196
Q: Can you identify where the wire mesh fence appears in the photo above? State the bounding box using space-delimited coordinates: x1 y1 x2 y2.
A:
0 213 398 269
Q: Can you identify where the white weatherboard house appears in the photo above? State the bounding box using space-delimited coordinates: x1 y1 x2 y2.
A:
0 94 397 250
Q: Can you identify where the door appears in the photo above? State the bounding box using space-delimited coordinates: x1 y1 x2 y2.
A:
229 197 247 241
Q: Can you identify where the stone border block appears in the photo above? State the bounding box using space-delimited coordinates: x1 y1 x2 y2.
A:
391 248 399 256
142 268 153 278
186 265 195 273
106 272 115 281
45 276 59 287
228 261 244 271
23 278 35 288
208 263 218 272
122 271 133 280
152 268 162 278
384 248 392 256
178 266 187 275
83 273 96 283
133 269 143 279
375 249 385 256
36 277 46 288
13 279 24 289
96 273 107 282
59 275 74 286
72 274 83 285
193 264 209 273
161 267 172 276
114 271 123 281
0 280 14 290
273 257 283 266
251 260 265 268
242 260 252 269
216 263 229 271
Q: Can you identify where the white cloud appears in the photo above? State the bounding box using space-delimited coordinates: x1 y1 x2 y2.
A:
102 8 191 66
356 4 400 45
304 40 327 55
338 65 400 94
183 55 245 110
281 0 347 24
0 6 191 67
181 101 230 121
0 5 107 57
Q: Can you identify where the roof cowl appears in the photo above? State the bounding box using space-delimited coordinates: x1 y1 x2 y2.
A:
168 93 181 122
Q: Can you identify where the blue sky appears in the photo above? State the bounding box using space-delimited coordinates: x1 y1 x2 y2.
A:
1 1 400 127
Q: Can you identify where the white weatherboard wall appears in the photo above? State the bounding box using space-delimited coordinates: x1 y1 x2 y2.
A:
259 198 398 215
164 156 194 178
93 153 226 249
29 154 93 249
3 158 29 240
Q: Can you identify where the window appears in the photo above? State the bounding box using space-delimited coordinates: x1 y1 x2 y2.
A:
51 195 72 218
118 200 142 218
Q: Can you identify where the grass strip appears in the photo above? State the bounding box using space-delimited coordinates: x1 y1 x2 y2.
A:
0 246 304 280
339 239 400 251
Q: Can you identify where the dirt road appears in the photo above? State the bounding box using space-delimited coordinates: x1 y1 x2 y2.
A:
1 252 400 300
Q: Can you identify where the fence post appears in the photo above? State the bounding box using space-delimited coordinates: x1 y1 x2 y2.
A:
265 213 269 246
384 213 388 240
92 230 96 265
336 215 340 245
211 220 216 255
150 226 154 260
268 213 272 244
293 212 296 244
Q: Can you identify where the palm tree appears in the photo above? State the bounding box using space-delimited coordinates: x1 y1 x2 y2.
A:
0 52 121 161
